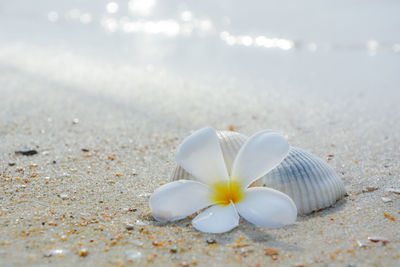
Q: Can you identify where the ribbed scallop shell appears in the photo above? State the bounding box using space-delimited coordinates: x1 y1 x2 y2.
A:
254 147 346 215
170 131 346 215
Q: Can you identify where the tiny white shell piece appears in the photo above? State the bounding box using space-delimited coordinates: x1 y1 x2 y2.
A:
170 130 346 215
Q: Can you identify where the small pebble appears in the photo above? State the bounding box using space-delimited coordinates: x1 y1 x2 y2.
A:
60 194 69 200
131 240 144 246
206 238 217 244
170 247 178 253
81 148 90 152
15 149 38 156
79 248 89 257
135 220 146 226
125 250 142 261
125 224 134 230
8 162 16 166
72 118 79 124
356 240 370 248
382 197 392 203
44 249 66 257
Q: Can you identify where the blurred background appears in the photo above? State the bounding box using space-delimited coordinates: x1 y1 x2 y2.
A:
1 0 400 126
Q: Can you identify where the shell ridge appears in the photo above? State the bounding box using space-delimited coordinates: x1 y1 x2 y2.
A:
290 149 320 213
265 153 303 214
271 159 291 202
228 133 246 169
217 131 232 173
301 150 337 205
283 153 308 215
230 133 247 161
293 149 326 211
181 166 186 180
217 131 234 174
313 157 342 203
321 161 346 196
287 150 316 214
170 165 179 181
278 153 303 214
272 168 284 193
314 156 342 205
217 131 246 175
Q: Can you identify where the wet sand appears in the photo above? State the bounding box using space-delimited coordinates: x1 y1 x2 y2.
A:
1 45 400 266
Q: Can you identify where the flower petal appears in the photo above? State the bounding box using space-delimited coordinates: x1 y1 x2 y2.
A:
192 203 239 233
175 127 229 185
150 180 213 222
231 130 289 188
236 187 297 228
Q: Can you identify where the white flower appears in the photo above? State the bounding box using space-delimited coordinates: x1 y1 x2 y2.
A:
150 127 297 234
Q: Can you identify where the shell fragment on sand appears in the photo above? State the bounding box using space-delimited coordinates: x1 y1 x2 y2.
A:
385 188 400 194
368 236 390 245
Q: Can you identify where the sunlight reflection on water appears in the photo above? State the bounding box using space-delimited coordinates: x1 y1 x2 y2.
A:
1 0 399 100
221 32 293 51
128 0 156 16
41 1 400 55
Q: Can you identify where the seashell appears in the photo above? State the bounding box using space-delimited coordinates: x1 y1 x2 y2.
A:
171 131 346 215
256 146 346 215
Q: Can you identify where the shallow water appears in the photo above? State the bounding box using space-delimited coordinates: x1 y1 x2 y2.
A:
1 0 400 128
1 0 399 101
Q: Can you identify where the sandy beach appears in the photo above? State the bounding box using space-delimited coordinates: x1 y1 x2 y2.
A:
1 1 400 266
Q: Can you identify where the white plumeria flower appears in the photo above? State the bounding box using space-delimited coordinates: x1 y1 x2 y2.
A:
150 127 297 234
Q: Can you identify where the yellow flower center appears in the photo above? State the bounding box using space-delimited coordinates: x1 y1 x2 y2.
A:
210 179 244 206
